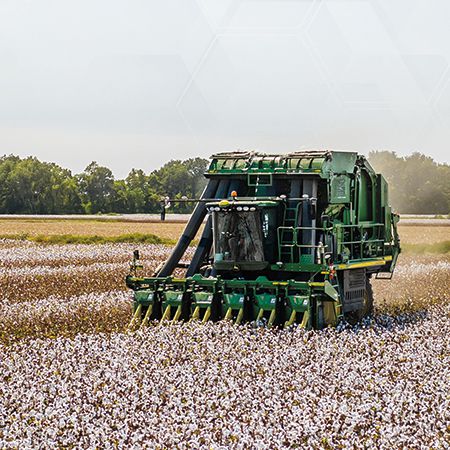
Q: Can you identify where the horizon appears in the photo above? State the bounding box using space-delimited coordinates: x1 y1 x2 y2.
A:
2 148 448 177
1 0 449 177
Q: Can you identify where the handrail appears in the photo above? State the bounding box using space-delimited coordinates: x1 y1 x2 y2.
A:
278 223 388 261
333 223 386 259
278 226 330 250
335 223 384 228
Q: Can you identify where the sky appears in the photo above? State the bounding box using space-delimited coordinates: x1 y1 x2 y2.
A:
0 0 449 178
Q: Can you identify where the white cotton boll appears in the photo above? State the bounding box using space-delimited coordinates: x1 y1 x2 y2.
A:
0 247 448 449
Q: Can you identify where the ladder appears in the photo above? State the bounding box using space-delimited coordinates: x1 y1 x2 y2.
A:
278 206 299 263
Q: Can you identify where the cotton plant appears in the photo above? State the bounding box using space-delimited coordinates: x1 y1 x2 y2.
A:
0 305 448 449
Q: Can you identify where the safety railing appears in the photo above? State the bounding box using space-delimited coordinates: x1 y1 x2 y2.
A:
333 223 386 260
278 223 388 263
277 226 330 263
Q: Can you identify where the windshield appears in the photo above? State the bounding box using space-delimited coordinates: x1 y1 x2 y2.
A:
213 210 265 262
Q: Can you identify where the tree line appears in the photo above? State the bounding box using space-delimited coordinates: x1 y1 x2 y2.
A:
0 155 208 214
368 151 449 215
0 151 447 215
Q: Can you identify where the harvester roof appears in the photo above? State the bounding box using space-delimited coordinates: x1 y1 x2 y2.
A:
207 150 365 178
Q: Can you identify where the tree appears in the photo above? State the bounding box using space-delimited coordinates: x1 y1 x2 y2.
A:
0 155 81 214
148 158 209 213
77 162 115 213
0 155 22 213
111 180 129 213
184 157 209 197
125 169 149 213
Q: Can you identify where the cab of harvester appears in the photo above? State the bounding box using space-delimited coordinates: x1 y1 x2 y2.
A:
209 199 278 273
126 150 400 330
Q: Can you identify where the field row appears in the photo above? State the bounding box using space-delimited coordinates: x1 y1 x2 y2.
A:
0 219 448 246
0 239 448 344
1 304 448 449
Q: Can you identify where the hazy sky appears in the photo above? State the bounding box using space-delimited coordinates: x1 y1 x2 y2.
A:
0 0 449 178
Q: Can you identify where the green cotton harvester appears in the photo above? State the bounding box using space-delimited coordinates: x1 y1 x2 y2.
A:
126 150 401 330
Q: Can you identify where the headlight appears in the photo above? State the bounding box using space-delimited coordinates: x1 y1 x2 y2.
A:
243 206 249 211
236 206 243 211
214 207 220 212
250 207 256 211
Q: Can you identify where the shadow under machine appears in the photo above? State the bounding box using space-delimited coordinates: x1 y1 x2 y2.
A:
127 150 401 329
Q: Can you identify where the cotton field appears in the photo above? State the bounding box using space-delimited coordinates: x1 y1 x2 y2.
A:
0 238 449 449
1 306 449 449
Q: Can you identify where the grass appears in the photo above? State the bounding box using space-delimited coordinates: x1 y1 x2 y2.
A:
400 214 450 219
13 233 174 245
0 220 447 252
401 240 450 254
0 219 189 240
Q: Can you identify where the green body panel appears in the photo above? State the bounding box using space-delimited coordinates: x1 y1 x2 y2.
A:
322 151 357 175
222 293 245 310
254 292 278 310
134 290 155 306
270 262 324 272
285 294 309 312
300 254 315 265
192 291 214 306
162 290 184 306
330 175 351 203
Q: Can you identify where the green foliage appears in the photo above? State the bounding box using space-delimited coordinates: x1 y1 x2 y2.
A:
368 151 450 214
0 155 209 214
77 162 116 213
149 158 208 213
0 155 83 214
125 169 149 212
